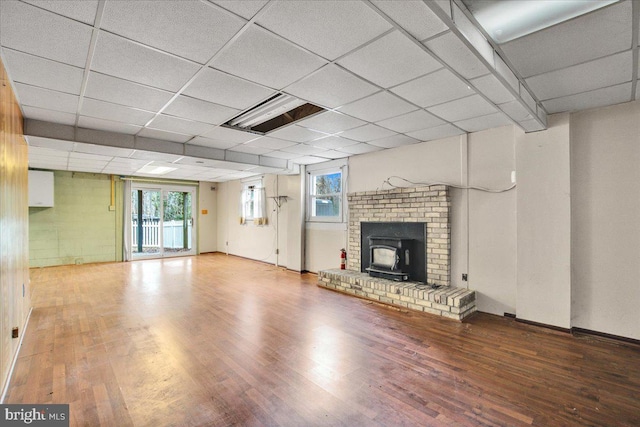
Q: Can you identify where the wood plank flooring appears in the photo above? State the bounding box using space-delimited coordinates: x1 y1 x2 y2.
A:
6 253 640 426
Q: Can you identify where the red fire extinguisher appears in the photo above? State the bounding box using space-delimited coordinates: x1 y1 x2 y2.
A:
340 249 346 270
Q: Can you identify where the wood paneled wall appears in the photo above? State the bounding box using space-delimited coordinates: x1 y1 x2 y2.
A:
0 58 31 399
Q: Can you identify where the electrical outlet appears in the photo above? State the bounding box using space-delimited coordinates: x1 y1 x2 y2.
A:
462 273 468 281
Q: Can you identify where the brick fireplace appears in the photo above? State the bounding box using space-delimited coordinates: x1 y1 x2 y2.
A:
348 185 451 287
317 185 476 321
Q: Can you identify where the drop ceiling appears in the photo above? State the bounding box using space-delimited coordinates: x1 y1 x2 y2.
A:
0 0 637 182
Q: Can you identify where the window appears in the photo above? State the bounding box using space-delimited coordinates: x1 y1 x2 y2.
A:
240 179 267 225
308 169 343 221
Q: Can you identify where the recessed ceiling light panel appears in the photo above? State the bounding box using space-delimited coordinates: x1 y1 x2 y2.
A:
462 0 619 43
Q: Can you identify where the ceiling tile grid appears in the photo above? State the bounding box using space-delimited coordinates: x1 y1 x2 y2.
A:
337 30 443 88
255 0 392 61
1 0 637 181
100 0 246 64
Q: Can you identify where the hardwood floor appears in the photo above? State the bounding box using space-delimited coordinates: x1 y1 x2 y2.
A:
6 254 640 426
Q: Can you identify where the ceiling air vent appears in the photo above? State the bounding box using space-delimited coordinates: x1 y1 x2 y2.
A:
224 93 324 134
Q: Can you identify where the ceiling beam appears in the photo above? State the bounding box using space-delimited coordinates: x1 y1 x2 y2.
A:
23 118 294 172
423 0 548 132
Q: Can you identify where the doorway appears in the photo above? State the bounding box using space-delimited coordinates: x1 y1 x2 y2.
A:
127 184 197 259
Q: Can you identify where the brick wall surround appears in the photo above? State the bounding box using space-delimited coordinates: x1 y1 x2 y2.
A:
348 185 450 287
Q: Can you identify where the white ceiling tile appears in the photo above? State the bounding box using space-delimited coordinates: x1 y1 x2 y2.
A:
130 150 183 163
244 137 297 150
427 94 496 122
147 115 215 136
101 1 245 64
315 150 351 159
406 124 465 141
137 127 193 143
371 1 448 41
29 157 68 169
1 49 84 94
338 31 442 88
337 143 384 155
84 72 173 112
290 156 329 165
200 126 259 144
281 144 327 156
368 134 420 148
284 64 378 108
175 157 226 168
163 95 239 125
338 91 417 122
424 31 489 80
470 74 515 105
377 109 446 133
92 31 201 92
244 136 296 150
0 1 93 67
526 51 632 101
256 1 392 60
69 151 113 161
26 136 74 151
501 1 632 78
21 106 77 125
78 116 143 135
454 112 513 133
185 68 276 110
81 98 155 125
542 82 632 114
189 136 240 150
309 136 360 150
21 0 99 25
212 25 327 89
391 68 474 108
210 0 268 20
28 150 69 160
73 142 135 158
14 83 78 113
296 111 366 133
105 158 149 168
68 161 111 172
267 125 328 142
339 124 397 142
228 145 274 156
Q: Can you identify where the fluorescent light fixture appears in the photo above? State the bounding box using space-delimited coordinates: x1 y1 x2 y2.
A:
463 0 619 43
228 94 307 129
136 163 177 175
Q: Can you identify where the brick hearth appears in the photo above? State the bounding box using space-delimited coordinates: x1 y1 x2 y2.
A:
317 185 478 320
318 270 476 321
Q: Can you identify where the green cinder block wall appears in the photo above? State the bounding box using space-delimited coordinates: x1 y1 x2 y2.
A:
29 171 122 267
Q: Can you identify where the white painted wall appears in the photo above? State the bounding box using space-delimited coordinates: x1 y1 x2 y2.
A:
571 101 640 340
467 126 517 315
198 181 217 253
348 128 517 316
516 114 571 328
215 174 303 270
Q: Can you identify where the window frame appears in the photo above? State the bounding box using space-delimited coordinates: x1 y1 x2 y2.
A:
307 168 344 223
241 178 263 224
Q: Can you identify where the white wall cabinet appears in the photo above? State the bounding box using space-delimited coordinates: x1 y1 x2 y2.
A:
28 170 54 207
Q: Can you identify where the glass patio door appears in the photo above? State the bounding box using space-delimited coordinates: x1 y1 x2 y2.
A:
129 184 196 259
